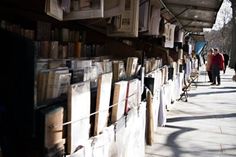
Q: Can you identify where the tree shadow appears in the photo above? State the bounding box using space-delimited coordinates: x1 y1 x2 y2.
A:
163 124 233 157
167 113 236 123
188 90 236 97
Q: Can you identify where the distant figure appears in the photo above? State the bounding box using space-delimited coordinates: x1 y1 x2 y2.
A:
223 52 229 74
235 62 236 74
206 48 214 82
211 48 224 85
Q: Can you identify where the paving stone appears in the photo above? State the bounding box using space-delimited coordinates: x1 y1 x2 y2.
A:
146 68 236 157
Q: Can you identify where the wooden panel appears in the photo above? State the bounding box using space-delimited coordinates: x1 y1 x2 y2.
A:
146 90 154 145
44 107 64 149
125 79 141 113
67 81 91 154
111 81 128 123
94 72 113 135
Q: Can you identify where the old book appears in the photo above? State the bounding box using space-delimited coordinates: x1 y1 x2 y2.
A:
111 80 128 123
37 21 51 40
44 107 64 150
139 0 150 32
61 28 70 42
164 23 176 48
112 60 126 82
37 69 50 103
50 41 59 59
143 0 161 35
76 60 92 69
94 61 104 75
63 0 104 20
46 68 69 100
48 60 67 69
52 73 71 98
104 0 125 17
45 0 63 21
40 41 50 58
103 60 112 73
74 42 82 58
107 0 139 37
126 57 138 78
79 0 91 10
94 72 113 135
61 0 71 13
83 66 98 88
125 79 140 113
45 0 103 20
70 69 84 84
67 81 91 154
36 59 49 74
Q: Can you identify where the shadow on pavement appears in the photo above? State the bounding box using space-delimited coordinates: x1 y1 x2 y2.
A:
167 113 236 123
189 90 236 97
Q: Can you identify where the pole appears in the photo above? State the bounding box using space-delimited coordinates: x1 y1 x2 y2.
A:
229 0 236 68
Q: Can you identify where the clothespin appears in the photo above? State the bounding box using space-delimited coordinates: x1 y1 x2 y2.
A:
137 104 140 117
114 122 117 142
125 113 128 128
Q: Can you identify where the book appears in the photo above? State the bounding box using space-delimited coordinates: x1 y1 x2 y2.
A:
112 60 126 82
126 57 138 78
45 0 104 20
52 73 71 98
103 60 112 73
94 72 113 135
45 0 63 21
44 107 64 149
37 69 50 103
139 0 150 32
37 21 51 40
64 0 104 20
104 0 125 17
67 81 91 154
111 80 128 123
50 41 59 59
46 68 70 100
107 0 139 37
125 79 141 113
163 23 176 48
143 0 161 35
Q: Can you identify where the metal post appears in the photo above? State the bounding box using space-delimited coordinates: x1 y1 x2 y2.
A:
229 0 236 68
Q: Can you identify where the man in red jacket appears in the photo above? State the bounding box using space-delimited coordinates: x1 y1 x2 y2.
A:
211 48 224 85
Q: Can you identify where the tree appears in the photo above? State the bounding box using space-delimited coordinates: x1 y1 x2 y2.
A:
204 0 233 57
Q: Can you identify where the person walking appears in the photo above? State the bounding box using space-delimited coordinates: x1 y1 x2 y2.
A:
211 48 224 85
223 52 229 74
206 48 214 82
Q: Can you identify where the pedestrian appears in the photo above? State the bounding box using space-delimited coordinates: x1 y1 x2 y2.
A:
223 52 229 74
206 48 214 82
211 48 224 85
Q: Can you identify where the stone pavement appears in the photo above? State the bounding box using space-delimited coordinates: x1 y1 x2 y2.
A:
145 67 236 157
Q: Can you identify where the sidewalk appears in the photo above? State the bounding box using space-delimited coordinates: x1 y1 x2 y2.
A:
145 67 236 157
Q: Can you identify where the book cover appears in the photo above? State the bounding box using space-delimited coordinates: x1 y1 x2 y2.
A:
111 80 128 123
67 81 91 154
45 0 63 21
94 72 113 135
107 0 139 37
104 0 125 17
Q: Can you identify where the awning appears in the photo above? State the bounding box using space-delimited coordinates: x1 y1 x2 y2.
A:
160 0 223 35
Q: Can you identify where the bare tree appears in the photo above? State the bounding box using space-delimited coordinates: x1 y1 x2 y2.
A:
204 0 233 55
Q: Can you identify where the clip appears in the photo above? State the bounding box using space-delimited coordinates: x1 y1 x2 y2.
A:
125 113 128 128
114 122 117 142
137 105 140 117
